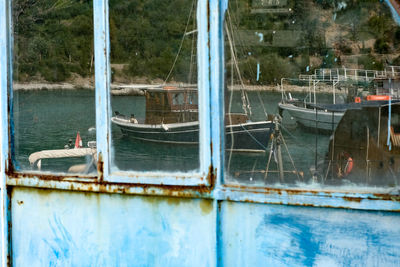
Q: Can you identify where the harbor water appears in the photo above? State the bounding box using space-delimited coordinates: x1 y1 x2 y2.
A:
13 89 333 185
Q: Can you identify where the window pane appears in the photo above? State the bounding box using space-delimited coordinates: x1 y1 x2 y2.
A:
109 0 199 172
224 0 400 191
12 0 96 174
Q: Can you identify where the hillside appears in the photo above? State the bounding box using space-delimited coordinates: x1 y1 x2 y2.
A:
13 0 400 85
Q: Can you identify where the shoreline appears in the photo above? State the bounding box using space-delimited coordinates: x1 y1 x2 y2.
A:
13 82 344 94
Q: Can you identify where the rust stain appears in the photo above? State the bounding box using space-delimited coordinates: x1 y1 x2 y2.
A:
343 197 363 203
167 197 187 206
223 184 331 197
205 164 215 189
7 171 92 182
6 156 14 176
199 199 213 215
142 196 160 205
97 152 104 182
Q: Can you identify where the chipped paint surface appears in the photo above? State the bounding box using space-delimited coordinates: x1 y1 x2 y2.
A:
220 201 400 266
0 0 11 265
11 187 216 266
10 187 400 266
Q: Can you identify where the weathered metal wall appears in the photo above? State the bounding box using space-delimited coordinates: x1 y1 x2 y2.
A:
11 188 216 266
220 201 400 266
10 187 400 266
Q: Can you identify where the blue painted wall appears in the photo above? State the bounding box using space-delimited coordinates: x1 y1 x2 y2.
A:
10 187 400 266
11 188 216 266
221 202 400 266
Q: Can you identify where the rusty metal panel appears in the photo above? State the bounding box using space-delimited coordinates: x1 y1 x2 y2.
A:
11 187 216 266
210 0 225 187
0 0 11 265
220 201 400 266
93 0 111 179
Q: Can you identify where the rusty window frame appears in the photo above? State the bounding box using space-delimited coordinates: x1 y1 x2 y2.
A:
0 0 11 265
98 0 212 186
207 0 400 211
1 0 400 213
1 0 213 187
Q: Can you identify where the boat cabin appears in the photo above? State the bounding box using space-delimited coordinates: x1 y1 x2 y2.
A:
144 86 199 124
324 102 400 181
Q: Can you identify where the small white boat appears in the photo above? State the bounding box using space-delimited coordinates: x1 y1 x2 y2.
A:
279 66 400 132
278 100 344 132
29 134 97 173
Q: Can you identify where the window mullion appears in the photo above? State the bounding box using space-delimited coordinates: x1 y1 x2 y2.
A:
198 0 212 177
0 0 11 264
210 0 225 187
93 0 111 180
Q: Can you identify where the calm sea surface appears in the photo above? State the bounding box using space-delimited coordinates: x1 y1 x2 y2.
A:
13 89 332 185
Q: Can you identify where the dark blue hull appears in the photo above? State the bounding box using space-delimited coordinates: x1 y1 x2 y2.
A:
112 118 273 152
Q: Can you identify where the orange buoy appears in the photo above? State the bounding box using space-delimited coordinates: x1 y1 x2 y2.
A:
354 97 361 103
343 156 353 176
337 152 354 178
366 95 391 101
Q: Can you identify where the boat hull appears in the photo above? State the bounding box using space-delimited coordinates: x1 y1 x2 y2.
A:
111 117 273 152
278 103 344 132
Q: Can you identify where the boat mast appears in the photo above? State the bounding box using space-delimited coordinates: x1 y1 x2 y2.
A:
225 11 252 117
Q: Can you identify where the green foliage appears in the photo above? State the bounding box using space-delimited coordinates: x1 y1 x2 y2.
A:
13 0 399 84
14 0 93 82
374 38 390 54
357 54 384 70
234 54 300 84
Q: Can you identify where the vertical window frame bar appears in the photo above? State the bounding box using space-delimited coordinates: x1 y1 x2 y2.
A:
0 0 11 264
94 0 112 181
210 0 226 188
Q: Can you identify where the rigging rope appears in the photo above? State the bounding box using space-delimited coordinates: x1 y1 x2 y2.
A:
225 12 250 116
226 9 271 119
164 0 196 84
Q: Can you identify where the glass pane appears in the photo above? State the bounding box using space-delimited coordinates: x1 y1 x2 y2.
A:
224 0 400 192
12 0 96 174
109 0 199 172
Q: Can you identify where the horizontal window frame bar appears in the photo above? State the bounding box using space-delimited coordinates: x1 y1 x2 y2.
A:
215 185 400 211
106 171 210 186
6 176 400 211
3 0 400 212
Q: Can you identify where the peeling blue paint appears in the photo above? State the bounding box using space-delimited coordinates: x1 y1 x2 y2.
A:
221 202 400 266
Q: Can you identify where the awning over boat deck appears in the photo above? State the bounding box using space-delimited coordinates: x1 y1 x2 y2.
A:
29 148 97 166
309 100 400 112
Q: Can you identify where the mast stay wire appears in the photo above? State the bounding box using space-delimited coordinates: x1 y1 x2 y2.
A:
164 0 196 84
226 8 269 119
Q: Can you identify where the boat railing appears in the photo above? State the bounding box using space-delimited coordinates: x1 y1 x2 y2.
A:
300 67 400 83
312 68 400 82
385 66 400 78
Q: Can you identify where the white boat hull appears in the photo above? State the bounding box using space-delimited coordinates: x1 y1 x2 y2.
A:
278 103 344 132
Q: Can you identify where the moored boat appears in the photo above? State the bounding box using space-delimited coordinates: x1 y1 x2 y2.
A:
319 101 400 183
111 86 274 152
279 66 400 133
